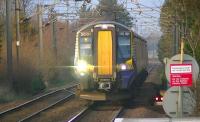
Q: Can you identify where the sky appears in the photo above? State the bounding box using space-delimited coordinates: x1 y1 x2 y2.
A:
40 0 165 38
40 0 164 40
39 0 164 58
125 0 164 37
131 0 164 58
87 0 165 37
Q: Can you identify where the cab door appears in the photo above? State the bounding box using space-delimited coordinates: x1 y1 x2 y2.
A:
94 25 116 78
97 31 113 75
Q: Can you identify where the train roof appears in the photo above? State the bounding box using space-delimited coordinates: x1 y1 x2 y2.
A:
77 21 146 42
77 21 131 32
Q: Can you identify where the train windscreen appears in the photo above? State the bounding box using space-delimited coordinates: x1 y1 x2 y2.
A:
117 32 131 63
79 36 92 63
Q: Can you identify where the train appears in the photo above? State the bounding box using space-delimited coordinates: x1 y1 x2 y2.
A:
74 21 148 101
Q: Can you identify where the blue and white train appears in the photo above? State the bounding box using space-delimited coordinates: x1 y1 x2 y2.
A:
74 21 148 101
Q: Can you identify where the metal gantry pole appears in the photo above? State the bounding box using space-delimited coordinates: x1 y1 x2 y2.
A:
6 0 13 81
15 0 21 65
51 8 57 63
173 22 177 55
37 4 44 65
175 24 179 53
173 9 179 55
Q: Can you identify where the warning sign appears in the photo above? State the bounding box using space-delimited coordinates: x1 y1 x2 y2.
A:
170 64 192 86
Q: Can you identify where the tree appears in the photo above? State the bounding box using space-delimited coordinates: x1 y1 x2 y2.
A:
157 34 173 62
78 0 133 27
158 0 200 64
97 0 133 27
0 1 5 57
0 1 5 64
21 0 35 16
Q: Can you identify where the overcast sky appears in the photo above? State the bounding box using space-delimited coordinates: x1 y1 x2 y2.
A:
126 0 164 37
88 0 164 37
40 0 164 58
41 0 164 37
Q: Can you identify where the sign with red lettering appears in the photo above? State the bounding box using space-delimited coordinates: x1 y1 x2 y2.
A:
170 64 192 86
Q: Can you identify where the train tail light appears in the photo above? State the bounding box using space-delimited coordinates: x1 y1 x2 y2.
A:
154 96 163 102
155 97 159 101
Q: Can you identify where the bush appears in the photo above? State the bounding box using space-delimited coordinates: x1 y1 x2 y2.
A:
30 74 46 94
0 92 16 103
160 65 168 90
0 95 11 103
48 68 75 87
13 62 46 95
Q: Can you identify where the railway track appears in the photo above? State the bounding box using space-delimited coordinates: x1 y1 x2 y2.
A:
147 62 159 73
68 106 90 122
0 84 77 122
111 107 124 122
67 63 159 122
68 102 124 122
117 63 166 118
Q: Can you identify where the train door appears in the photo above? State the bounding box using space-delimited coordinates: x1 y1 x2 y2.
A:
98 31 112 76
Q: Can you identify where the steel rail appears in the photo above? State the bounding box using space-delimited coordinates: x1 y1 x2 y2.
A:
19 91 75 122
148 66 154 73
0 84 77 117
111 107 124 122
147 64 158 73
67 107 90 122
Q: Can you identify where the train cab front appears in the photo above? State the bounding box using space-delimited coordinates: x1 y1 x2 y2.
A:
74 22 133 101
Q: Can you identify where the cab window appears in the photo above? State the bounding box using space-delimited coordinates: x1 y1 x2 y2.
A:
79 36 92 63
117 31 131 63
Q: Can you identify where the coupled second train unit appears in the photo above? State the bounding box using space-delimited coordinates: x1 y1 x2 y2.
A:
74 21 148 101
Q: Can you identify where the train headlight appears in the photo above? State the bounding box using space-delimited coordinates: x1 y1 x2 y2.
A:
77 60 88 72
102 24 108 29
118 63 133 71
120 64 127 70
80 72 85 76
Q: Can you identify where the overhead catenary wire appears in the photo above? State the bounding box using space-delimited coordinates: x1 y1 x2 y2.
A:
20 0 164 38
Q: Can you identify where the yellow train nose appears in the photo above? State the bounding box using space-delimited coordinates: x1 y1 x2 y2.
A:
97 31 113 76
